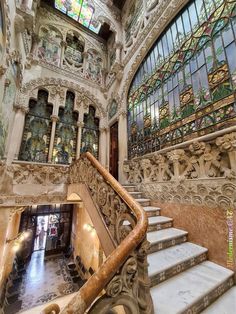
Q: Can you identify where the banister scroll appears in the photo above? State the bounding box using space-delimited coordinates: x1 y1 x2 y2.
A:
41 152 153 314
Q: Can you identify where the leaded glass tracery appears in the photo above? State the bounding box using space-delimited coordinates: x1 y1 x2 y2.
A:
55 0 101 34
81 106 99 158
19 90 53 163
128 0 236 159
53 91 78 164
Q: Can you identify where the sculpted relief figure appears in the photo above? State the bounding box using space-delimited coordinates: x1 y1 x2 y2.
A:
63 31 85 70
37 25 62 66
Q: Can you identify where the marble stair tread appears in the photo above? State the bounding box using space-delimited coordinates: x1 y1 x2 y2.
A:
136 198 151 202
147 228 188 244
148 242 208 277
151 261 234 314
201 286 236 314
129 191 143 198
143 206 161 211
148 216 173 225
129 191 142 195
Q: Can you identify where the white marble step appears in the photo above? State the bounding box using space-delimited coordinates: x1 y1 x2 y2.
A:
144 206 161 212
135 198 151 206
202 286 236 314
151 261 234 314
129 191 143 198
148 216 173 225
122 185 137 192
147 228 188 245
148 242 208 277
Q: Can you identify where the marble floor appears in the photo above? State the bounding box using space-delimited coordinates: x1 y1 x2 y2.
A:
5 251 79 314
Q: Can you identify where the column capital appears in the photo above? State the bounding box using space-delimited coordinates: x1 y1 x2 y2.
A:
13 104 29 114
50 115 59 122
99 127 108 133
77 121 84 128
115 41 123 49
119 109 127 118
60 40 67 48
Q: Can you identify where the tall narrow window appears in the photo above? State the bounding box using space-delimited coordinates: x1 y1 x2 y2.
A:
81 106 99 158
53 91 78 164
19 90 53 163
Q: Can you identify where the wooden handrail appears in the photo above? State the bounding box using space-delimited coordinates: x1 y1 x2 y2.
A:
60 152 149 313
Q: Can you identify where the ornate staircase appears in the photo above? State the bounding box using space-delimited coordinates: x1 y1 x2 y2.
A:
123 184 235 314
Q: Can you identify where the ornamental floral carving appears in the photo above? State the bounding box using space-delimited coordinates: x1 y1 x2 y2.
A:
18 77 106 117
124 131 236 208
70 156 136 244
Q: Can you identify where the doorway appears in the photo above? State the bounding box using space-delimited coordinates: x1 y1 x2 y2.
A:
109 121 119 180
20 204 73 257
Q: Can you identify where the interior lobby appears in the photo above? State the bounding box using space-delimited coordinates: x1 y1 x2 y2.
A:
0 0 235 313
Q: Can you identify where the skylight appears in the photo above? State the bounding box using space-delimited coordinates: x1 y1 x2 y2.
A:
55 0 101 34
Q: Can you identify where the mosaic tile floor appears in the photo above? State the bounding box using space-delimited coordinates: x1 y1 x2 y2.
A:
5 251 79 314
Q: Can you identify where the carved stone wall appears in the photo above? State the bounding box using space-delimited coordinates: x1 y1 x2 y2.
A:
124 131 236 209
0 161 69 206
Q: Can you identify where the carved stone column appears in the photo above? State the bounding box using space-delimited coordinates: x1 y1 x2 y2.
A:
3 208 23 278
48 115 59 163
30 32 39 55
115 42 123 64
6 105 28 163
0 208 11 285
76 121 84 159
60 40 67 68
99 127 107 167
82 52 89 74
101 68 108 87
118 110 128 183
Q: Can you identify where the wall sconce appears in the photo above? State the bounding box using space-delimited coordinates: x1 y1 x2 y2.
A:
83 223 96 236
6 230 31 252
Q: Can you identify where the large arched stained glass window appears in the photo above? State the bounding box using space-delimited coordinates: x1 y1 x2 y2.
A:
81 106 99 158
55 0 101 34
19 90 53 163
128 0 236 159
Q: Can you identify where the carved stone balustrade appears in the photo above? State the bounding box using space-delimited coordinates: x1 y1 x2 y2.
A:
58 152 153 314
0 161 69 206
124 131 236 209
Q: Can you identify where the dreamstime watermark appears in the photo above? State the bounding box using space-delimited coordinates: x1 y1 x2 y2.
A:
226 208 234 268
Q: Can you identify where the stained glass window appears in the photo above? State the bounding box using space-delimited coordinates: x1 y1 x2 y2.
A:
53 91 78 164
19 90 53 163
81 106 99 158
55 0 101 34
128 0 236 159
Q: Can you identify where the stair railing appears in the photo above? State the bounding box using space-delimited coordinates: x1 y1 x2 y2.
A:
41 152 153 314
